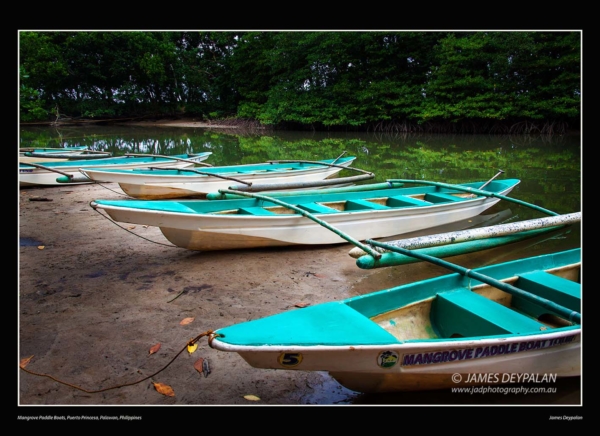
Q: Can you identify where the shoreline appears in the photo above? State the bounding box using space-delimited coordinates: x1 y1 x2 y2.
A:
20 118 242 129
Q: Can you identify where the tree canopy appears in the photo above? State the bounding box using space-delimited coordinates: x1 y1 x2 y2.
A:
19 31 581 133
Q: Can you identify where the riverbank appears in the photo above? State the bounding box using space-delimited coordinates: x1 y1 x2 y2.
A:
18 182 380 407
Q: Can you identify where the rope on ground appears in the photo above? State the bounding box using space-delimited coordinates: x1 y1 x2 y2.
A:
89 201 182 248
91 181 132 197
19 331 217 393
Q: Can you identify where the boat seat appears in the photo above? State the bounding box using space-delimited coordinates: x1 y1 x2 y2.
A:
432 289 547 337
265 168 294 172
511 271 581 319
237 207 278 216
424 192 464 203
297 202 341 214
345 199 390 211
386 196 431 207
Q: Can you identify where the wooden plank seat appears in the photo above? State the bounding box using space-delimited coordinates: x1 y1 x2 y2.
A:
264 168 294 172
297 202 341 214
432 289 547 338
511 271 581 319
424 192 465 203
386 195 431 207
237 207 278 215
345 199 390 211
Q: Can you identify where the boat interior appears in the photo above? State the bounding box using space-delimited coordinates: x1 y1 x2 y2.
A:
214 192 475 216
370 262 581 341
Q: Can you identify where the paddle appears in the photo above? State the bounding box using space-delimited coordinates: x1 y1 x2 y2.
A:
385 177 559 217
478 169 505 191
331 151 346 165
18 161 74 177
227 173 375 192
208 180 404 200
146 166 254 186
266 159 373 176
124 153 213 167
365 238 581 324
217 188 383 259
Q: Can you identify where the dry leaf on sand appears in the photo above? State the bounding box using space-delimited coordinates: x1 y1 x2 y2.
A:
20 355 34 368
194 358 205 374
153 382 175 397
193 358 211 378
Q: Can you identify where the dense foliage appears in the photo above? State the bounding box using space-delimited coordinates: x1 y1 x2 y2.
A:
19 31 581 133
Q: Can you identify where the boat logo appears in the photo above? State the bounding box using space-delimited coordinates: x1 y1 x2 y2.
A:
377 350 399 368
278 352 303 367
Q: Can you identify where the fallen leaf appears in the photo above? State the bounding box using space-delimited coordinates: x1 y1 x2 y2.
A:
194 358 205 374
37 246 45 250
187 342 198 354
149 343 161 355
20 355 34 368
314 273 326 278
153 382 175 397
128 226 136 230
143 225 149 228
295 302 310 308
180 317 194 325
202 358 211 377
244 394 260 401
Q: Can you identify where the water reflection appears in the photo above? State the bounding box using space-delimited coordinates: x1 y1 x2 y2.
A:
20 126 581 218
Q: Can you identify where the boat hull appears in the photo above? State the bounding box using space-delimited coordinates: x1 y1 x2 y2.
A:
225 330 580 393
100 190 512 251
79 158 357 199
19 153 212 187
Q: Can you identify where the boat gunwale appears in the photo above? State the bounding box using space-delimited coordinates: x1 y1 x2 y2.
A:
79 156 357 178
91 179 519 217
18 152 213 170
93 191 506 219
209 325 581 351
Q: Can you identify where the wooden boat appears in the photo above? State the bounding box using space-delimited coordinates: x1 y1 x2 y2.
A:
89 177 521 251
19 152 213 187
69 156 360 199
207 248 581 393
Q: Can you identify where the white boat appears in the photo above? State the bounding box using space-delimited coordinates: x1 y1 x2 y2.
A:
90 178 521 252
19 146 111 164
19 152 212 187
73 156 359 199
207 248 581 393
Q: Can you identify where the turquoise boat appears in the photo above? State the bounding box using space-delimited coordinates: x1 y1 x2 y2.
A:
19 146 112 164
90 178 521 252
207 248 581 393
71 156 361 199
19 152 212 187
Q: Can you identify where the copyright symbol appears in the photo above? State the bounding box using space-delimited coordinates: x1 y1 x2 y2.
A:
451 373 462 383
